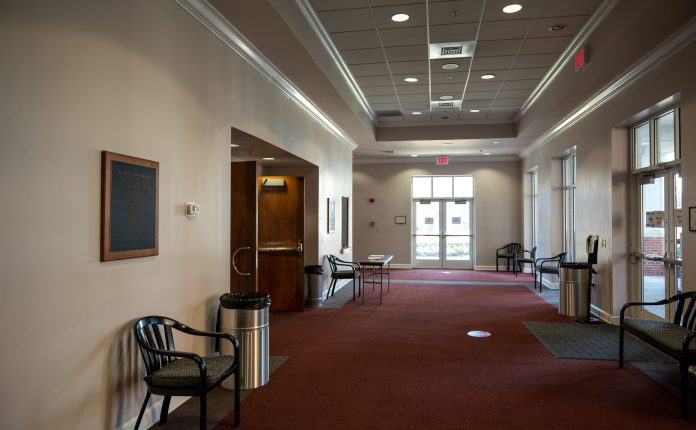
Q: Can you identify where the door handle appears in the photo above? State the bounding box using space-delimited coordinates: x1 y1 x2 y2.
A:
232 246 252 276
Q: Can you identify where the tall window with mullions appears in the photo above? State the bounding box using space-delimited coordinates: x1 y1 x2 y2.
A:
562 153 576 261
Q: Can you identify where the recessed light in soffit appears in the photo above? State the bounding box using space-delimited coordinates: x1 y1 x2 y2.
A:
441 63 459 70
429 41 475 60
404 77 419 83
481 74 496 80
439 95 454 100
502 4 523 14
391 13 409 22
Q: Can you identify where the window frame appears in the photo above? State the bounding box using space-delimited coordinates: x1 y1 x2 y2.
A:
631 108 680 174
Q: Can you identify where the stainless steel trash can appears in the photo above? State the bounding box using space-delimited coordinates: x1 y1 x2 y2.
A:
219 292 271 390
305 265 324 307
559 262 590 318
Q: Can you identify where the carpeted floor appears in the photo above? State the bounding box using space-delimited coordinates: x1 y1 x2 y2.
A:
523 321 674 362
152 269 695 429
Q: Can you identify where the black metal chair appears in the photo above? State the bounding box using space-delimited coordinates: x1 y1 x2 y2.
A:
133 316 241 429
514 246 537 278
327 254 361 301
534 252 567 291
496 243 521 272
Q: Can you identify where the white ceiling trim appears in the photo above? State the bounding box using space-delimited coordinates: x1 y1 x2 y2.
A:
354 155 519 165
520 17 696 159
174 0 358 150
517 0 620 118
295 0 377 124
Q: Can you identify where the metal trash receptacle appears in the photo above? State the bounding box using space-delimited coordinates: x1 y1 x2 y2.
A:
559 262 590 318
219 292 271 390
305 265 324 307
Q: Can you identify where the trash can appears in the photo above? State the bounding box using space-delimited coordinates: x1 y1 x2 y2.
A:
559 262 591 320
305 265 324 307
219 292 271 390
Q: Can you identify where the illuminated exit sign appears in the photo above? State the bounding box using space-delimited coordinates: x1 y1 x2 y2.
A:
575 46 588 71
437 156 449 165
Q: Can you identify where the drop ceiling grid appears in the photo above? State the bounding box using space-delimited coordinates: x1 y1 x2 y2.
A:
309 0 601 124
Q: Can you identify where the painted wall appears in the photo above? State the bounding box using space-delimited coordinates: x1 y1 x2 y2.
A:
353 161 521 268
0 1 352 429
521 39 696 318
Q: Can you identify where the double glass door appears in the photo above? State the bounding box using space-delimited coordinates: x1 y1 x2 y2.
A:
635 168 682 319
413 199 473 269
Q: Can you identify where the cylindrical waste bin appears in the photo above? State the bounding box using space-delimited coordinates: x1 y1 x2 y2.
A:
305 265 324 307
559 262 591 320
219 292 271 390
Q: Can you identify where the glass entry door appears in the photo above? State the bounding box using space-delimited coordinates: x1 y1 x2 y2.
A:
635 169 682 319
413 199 473 269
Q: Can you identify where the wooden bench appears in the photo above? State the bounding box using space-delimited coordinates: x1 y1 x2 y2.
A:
619 291 696 419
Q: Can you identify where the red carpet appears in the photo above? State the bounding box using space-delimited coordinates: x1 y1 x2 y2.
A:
215 270 693 429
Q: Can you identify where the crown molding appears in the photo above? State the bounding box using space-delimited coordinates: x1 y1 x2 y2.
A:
520 17 696 159
174 0 358 150
517 0 620 118
353 155 519 165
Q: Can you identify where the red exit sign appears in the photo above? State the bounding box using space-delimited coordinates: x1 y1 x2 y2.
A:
437 156 449 165
575 46 588 71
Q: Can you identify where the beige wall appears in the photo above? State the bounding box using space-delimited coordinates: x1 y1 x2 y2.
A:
353 161 521 267
0 1 352 429
521 39 696 318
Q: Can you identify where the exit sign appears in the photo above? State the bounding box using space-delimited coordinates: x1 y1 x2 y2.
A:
437 156 449 165
575 46 588 71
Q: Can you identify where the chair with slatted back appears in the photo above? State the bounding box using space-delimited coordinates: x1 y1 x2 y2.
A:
496 243 522 272
326 255 362 301
514 246 537 278
133 316 241 429
534 252 567 291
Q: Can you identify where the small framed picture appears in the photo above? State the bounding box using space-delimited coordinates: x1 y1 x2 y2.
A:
395 215 407 224
690 207 696 232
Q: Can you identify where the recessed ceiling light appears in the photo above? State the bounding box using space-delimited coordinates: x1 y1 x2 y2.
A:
440 95 454 100
493 141 500 144
481 74 496 80
503 4 523 14
230 144 240 148
404 77 418 83
470 109 480 113
483 152 492 155
441 63 459 70
411 154 419 157
262 157 275 160
549 24 567 32
391 13 409 22
411 111 422 115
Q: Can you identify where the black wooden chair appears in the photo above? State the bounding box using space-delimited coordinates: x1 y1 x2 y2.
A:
534 252 567 291
514 246 537 278
327 254 361 301
620 292 696 419
133 316 241 429
496 243 521 272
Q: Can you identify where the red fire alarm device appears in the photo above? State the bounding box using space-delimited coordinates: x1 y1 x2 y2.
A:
575 46 588 72
437 156 449 165
369 198 375 203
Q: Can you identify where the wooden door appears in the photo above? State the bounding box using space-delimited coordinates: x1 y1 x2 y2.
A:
258 176 304 311
231 161 258 292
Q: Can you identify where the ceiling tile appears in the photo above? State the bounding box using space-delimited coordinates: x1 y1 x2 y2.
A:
432 92 463 101
389 60 429 74
428 22 479 43
482 0 545 21
497 89 533 99
310 0 370 12
500 79 540 90
466 81 503 91
459 111 490 120
384 45 429 62
318 9 375 33
367 94 399 104
399 94 430 103
395 84 430 95
475 39 523 56
377 115 405 123
431 83 467 93
370 3 429 28
468 69 508 82
331 30 381 49
362 86 397 96
356 75 394 86
428 0 485 25
430 58 472 72
349 62 391 76
489 106 520 112
506 67 548 80
520 36 573 55
486 111 515 119
463 90 498 100
513 53 558 68
379 26 427 46
392 73 429 84
471 56 515 71
431 71 469 84
403 112 432 121
492 98 525 107
370 0 426 7
478 19 534 40
341 48 385 64
537 0 602 18
370 102 401 110
527 16 590 39
462 99 493 108
400 101 430 109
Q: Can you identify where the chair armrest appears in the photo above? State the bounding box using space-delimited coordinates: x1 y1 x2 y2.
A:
620 295 682 321
174 324 240 355
335 258 360 270
682 331 696 355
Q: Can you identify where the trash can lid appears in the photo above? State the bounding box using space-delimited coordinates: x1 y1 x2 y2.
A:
560 262 591 269
304 265 324 274
220 292 271 309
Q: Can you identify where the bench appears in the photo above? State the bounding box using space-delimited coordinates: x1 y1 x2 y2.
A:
619 291 696 419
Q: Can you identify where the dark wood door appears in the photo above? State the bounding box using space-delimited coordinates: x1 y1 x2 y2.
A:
230 161 258 292
258 176 304 311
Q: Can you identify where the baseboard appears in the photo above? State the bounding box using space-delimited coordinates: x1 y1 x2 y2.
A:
541 278 559 290
117 396 190 430
591 304 618 325
390 264 411 269
474 265 496 271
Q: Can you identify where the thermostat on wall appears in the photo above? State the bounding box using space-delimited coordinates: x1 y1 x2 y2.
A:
185 202 200 217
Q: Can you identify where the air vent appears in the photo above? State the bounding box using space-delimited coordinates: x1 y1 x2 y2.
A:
376 110 402 117
430 100 462 110
429 41 475 59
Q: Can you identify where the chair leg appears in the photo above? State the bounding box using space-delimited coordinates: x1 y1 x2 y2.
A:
327 278 336 299
538 273 543 292
681 359 689 419
134 391 151 430
160 395 172 424
234 366 241 427
496 257 499 272
352 278 356 301
200 391 207 430
619 326 624 369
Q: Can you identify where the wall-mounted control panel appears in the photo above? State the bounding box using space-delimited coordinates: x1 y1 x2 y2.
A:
185 202 200 217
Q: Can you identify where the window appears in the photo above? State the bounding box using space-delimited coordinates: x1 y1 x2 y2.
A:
411 175 473 198
341 197 349 249
529 170 538 248
632 108 679 171
562 153 576 261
